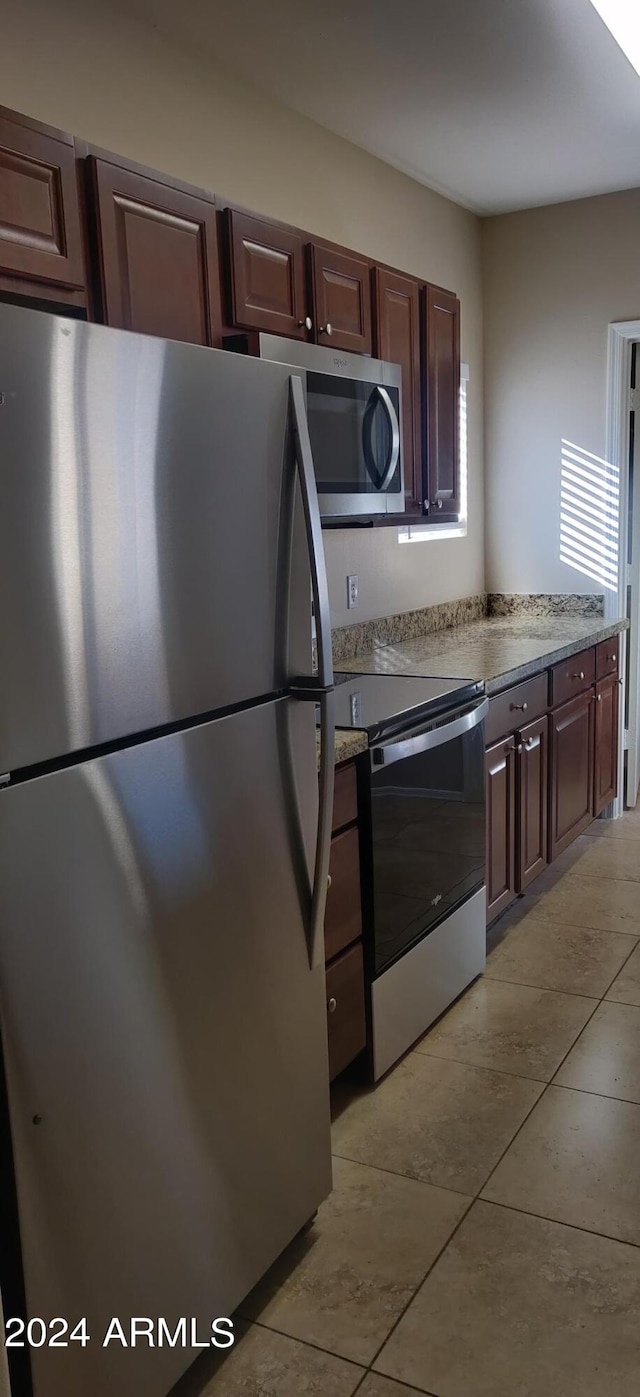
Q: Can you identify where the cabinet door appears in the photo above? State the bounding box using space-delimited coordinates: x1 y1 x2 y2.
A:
485 736 517 922
324 825 362 962
423 283 460 520
374 267 422 513
549 691 594 860
225 209 307 338
326 942 366 1081
0 107 85 295
89 157 222 346
516 715 549 892
310 243 372 353
594 674 619 816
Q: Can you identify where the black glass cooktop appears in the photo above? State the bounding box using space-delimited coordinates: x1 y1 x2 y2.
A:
331 672 484 743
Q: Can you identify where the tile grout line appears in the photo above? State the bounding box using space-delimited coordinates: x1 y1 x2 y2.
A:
329 1149 475 1200
352 915 640 1384
482 972 601 998
477 930 640 1202
240 877 640 1394
477 1194 640 1253
355 883 640 1386
359 1194 476 1384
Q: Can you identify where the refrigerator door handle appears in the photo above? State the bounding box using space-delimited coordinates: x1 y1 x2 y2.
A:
311 688 336 967
289 375 334 692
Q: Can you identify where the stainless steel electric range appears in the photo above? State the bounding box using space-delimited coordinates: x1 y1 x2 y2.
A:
332 672 488 1079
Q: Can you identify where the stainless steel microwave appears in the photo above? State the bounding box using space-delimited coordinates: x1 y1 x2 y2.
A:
258 335 404 521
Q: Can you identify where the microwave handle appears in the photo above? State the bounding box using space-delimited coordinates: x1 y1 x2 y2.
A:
363 386 400 491
371 697 489 769
289 374 334 692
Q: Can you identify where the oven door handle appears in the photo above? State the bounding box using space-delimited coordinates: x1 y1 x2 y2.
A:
371 697 489 769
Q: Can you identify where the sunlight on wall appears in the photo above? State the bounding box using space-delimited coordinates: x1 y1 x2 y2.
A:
560 439 619 592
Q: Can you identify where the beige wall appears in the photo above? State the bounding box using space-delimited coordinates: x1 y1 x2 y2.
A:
484 188 640 598
0 0 484 627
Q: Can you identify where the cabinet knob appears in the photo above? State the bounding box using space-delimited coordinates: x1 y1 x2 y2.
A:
430 499 444 510
319 322 333 336
526 736 537 747
596 694 602 703
512 702 528 711
298 316 313 331
327 997 337 1014
572 671 585 680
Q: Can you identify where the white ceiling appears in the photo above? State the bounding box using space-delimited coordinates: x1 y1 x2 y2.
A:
118 0 640 214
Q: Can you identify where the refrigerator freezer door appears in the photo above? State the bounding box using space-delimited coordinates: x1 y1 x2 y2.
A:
0 305 312 773
0 698 330 1397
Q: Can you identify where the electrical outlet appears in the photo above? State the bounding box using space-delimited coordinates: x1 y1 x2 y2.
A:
347 574 359 610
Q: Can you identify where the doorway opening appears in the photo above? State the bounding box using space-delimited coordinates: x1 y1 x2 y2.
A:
605 320 640 809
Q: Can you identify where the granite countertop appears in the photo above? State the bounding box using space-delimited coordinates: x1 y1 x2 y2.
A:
317 728 369 769
343 614 629 696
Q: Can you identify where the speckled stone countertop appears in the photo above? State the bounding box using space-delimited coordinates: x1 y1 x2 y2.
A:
344 614 629 696
316 728 369 769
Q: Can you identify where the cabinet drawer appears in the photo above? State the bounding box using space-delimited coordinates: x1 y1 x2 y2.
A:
550 647 595 707
485 673 548 745
596 635 620 679
332 761 358 832
325 826 362 961
326 942 366 1081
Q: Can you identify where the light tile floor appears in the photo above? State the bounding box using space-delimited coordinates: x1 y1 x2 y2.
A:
181 807 640 1396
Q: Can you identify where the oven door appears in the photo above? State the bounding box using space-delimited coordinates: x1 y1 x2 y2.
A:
369 698 488 976
306 371 404 516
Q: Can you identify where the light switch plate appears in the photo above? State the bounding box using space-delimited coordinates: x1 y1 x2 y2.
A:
347 574 359 609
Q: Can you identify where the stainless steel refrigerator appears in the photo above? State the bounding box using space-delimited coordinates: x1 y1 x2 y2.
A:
0 304 335 1397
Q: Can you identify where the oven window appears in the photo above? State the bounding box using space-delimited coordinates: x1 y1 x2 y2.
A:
307 372 401 494
371 723 486 975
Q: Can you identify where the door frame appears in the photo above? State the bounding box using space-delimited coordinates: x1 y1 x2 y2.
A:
605 320 640 810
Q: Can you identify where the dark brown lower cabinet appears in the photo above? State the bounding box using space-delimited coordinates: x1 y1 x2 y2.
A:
486 646 622 925
517 715 549 891
485 735 517 922
326 943 366 1081
594 674 619 815
324 825 362 962
549 690 594 860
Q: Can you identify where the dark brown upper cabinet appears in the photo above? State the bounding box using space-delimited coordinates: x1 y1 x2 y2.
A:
309 243 372 354
225 209 307 339
88 156 222 347
374 267 422 514
0 107 86 305
423 283 460 521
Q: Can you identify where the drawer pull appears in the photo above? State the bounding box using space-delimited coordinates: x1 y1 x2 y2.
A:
327 873 332 890
327 997 337 1014
572 670 585 680
511 702 528 711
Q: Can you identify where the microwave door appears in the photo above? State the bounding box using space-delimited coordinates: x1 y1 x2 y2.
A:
362 385 400 491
